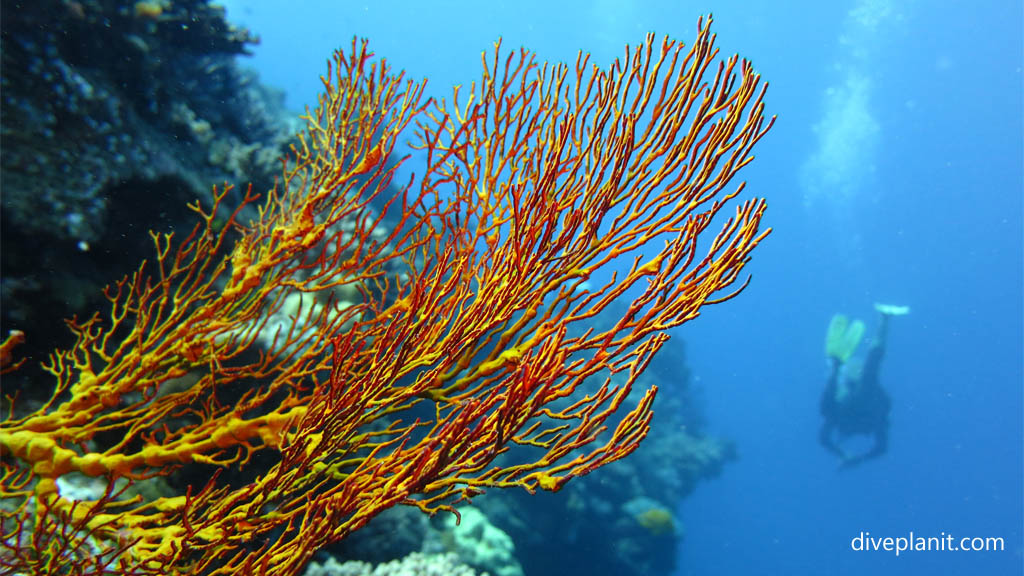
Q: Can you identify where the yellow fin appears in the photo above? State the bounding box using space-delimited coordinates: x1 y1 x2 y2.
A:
826 314 864 362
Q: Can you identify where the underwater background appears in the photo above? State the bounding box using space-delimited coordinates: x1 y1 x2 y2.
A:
0 0 1019 574
219 0 1022 574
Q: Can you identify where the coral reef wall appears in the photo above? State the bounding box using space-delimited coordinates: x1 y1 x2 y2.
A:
1 0 297 378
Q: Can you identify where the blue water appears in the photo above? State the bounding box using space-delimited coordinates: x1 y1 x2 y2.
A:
223 1 1023 574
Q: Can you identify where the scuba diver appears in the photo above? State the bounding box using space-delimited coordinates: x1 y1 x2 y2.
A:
819 303 909 469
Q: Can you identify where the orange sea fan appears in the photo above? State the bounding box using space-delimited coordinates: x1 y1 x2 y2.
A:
0 16 772 575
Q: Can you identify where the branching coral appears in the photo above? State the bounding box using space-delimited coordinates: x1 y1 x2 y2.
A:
0 16 772 575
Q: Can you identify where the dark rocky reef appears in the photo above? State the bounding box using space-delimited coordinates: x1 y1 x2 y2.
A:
1 0 298 380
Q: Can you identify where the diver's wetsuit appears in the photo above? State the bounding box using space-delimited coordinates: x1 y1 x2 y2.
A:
819 315 892 468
